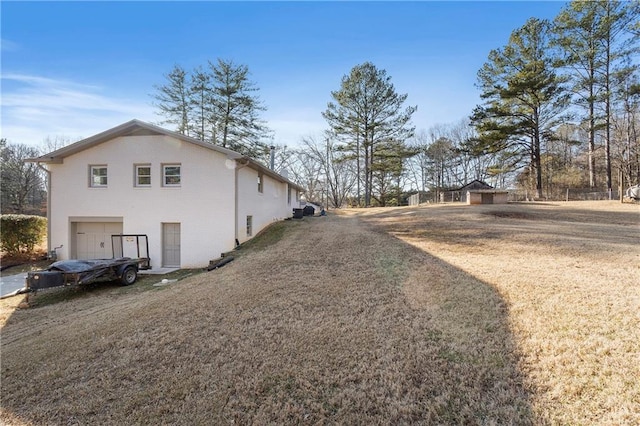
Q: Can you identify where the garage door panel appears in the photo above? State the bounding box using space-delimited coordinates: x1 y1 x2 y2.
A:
75 222 123 259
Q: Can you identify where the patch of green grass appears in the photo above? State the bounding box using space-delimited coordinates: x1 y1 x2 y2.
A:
26 268 205 308
375 255 407 284
438 348 465 363
25 285 93 308
234 219 301 254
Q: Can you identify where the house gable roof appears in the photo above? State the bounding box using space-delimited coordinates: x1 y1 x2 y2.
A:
28 119 304 191
28 119 243 163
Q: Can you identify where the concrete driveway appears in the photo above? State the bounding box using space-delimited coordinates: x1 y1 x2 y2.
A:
0 273 28 298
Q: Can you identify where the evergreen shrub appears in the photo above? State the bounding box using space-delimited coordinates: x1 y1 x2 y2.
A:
0 214 46 255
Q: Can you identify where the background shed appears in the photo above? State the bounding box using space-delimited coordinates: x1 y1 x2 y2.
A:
442 180 494 203
467 190 509 205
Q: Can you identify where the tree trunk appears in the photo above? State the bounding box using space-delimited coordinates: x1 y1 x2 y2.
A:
356 132 361 207
367 143 374 206
222 99 231 148
534 138 543 199
534 110 543 199
588 48 597 189
589 101 597 188
604 19 612 195
364 141 371 207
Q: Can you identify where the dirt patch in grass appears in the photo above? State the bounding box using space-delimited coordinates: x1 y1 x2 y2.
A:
1 201 638 424
484 210 535 220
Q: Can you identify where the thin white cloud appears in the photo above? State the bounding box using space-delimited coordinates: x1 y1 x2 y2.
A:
1 73 155 147
0 38 20 52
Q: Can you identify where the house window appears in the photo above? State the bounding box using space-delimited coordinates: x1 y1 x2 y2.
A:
257 172 263 193
90 165 107 187
287 184 291 205
246 215 253 237
163 164 181 187
135 165 151 187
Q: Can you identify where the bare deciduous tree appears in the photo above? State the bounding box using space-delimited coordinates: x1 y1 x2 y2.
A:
1 140 46 214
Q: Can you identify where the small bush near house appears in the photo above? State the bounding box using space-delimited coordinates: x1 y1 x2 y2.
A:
0 214 46 256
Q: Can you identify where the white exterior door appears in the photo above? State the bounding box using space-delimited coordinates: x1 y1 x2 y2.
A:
75 222 123 259
162 223 181 267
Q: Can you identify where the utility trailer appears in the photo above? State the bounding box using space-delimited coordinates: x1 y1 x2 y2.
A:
26 258 145 290
26 234 151 292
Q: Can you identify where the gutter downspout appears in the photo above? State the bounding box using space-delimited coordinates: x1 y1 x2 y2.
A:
234 158 251 247
35 162 52 256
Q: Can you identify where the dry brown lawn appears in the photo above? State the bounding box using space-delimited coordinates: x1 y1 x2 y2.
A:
1 201 638 425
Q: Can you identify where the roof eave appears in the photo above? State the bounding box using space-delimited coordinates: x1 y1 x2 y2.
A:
25 156 63 164
241 157 304 192
34 119 243 161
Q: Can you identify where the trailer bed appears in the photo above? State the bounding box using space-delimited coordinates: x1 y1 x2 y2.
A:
27 257 144 290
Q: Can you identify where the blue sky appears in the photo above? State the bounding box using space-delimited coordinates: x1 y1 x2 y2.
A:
1 1 567 149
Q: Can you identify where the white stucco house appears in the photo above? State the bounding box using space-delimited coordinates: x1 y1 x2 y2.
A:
28 120 304 269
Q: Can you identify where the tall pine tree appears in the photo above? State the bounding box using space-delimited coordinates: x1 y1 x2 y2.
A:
189 66 213 142
210 59 272 158
151 65 192 136
151 60 272 160
554 0 639 192
323 62 416 206
471 18 568 199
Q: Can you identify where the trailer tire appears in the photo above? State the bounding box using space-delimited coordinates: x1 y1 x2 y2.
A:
120 266 137 286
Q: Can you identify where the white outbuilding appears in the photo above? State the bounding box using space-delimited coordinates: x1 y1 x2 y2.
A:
28 120 304 269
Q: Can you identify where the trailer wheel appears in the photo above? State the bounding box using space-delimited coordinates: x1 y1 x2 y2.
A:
120 266 137 286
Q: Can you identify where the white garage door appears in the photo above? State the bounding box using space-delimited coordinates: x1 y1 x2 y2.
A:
75 222 123 259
